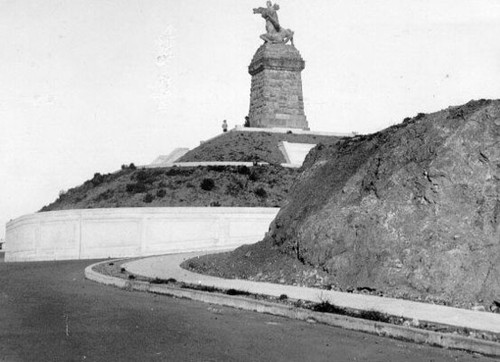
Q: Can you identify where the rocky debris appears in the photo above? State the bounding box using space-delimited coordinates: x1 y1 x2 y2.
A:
262 99 500 307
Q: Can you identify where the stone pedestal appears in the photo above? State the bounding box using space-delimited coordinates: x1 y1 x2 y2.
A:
248 43 309 129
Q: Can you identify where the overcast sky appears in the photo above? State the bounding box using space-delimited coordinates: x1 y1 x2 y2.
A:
1 0 499 238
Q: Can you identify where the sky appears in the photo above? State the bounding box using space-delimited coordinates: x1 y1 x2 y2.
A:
1 0 499 239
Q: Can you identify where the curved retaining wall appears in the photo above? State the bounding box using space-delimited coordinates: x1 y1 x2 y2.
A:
5 207 279 262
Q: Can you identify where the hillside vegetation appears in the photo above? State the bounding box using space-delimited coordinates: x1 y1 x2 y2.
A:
178 130 340 164
41 130 338 211
41 165 297 211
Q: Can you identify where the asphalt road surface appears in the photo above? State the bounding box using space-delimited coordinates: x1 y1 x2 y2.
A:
0 257 494 361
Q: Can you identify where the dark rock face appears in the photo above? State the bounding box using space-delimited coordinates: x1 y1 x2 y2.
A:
266 100 500 305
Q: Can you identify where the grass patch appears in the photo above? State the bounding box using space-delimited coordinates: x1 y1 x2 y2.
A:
150 277 177 284
226 289 252 296
181 284 219 293
309 301 393 324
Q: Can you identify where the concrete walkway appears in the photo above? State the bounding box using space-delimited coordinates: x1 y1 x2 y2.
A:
123 252 500 335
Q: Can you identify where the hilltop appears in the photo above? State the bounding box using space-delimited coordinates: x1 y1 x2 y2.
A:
186 99 500 308
178 130 340 164
40 129 341 211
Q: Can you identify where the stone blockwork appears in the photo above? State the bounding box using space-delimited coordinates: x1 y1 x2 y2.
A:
248 43 308 129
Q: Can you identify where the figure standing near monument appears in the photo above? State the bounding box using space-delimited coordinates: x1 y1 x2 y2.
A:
222 120 228 133
253 1 294 46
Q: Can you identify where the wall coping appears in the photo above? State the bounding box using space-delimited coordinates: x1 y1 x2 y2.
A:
6 207 281 230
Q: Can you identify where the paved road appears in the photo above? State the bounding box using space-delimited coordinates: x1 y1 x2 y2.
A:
0 259 494 361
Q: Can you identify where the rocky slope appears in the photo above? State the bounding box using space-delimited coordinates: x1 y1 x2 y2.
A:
187 99 500 307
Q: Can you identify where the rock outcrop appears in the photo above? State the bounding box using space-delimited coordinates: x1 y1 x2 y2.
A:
265 99 500 305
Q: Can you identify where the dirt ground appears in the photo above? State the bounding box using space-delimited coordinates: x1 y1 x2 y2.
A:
0 258 490 361
181 241 332 288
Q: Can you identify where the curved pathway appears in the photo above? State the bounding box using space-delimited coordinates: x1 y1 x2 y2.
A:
124 253 500 334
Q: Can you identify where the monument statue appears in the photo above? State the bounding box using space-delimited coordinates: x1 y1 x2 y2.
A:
248 1 308 130
253 1 294 46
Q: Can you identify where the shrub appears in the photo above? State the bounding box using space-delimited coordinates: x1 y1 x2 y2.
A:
156 189 166 198
254 187 267 198
200 178 215 191
237 165 250 175
135 170 158 184
126 182 146 193
226 181 243 196
91 173 104 186
136 170 148 181
226 289 251 296
207 165 226 172
150 277 177 284
143 193 154 203
415 112 426 120
249 171 258 181
166 167 194 176
129 163 136 170
312 301 345 314
95 189 114 201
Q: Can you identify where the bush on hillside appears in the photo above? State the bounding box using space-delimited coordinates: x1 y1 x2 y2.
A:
200 178 215 191
91 173 105 186
237 166 250 175
126 182 147 194
254 187 267 198
226 180 244 196
207 165 227 172
143 193 154 203
166 167 194 177
249 171 259 182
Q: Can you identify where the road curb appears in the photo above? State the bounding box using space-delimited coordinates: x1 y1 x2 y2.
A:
85 261 500 357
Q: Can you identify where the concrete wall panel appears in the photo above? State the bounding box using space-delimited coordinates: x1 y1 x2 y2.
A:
4 208 279 262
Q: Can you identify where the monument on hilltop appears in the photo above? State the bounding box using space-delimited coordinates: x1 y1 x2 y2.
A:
248 1 309 130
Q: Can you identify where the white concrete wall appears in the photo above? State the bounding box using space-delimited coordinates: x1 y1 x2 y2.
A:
5 207 279 262
279 141 317 166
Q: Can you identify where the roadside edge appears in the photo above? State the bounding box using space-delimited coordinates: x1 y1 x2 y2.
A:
85 260 500 358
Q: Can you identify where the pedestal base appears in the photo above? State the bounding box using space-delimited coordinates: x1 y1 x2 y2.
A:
248 43 308 130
